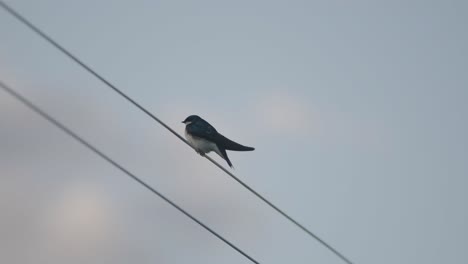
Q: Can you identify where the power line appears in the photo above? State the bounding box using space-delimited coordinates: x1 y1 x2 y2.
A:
0 2 354 264
0 80 259 264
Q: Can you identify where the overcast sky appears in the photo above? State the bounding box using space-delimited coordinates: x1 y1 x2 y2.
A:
1 1 467 264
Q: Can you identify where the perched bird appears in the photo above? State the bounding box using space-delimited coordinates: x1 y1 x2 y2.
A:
182 115 254 168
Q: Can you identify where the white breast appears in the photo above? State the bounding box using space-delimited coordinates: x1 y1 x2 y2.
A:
185 129 222 157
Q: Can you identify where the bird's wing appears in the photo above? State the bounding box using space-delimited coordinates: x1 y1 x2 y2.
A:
214 133 255 151
186 119 218 141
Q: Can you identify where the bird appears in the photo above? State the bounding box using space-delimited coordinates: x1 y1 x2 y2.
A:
182 115 254 168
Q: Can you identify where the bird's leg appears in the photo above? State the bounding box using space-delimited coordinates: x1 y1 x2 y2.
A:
195 149 205 157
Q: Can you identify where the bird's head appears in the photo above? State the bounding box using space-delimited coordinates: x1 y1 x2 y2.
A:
182 115 201 125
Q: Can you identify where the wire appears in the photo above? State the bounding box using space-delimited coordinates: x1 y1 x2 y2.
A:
0 2 354 264
0 80 259 264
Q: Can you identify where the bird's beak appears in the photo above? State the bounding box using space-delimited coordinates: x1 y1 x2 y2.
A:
181 121 185 124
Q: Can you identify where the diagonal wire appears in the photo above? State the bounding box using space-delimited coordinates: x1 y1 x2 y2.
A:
0 80 259 264
0 2 354 264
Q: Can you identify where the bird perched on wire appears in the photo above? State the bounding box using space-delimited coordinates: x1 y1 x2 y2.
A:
182 115 254 168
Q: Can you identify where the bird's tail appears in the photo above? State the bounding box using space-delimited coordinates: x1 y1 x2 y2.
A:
218 147 234 168
215 134 255 151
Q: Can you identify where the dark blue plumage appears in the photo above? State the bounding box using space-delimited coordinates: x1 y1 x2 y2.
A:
185 116 218 141
182 115 254 167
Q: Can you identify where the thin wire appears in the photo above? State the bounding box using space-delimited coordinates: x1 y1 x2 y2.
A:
0 2 354 264
0 80 259 264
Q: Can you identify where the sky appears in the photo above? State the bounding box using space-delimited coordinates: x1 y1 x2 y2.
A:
1 0 467 263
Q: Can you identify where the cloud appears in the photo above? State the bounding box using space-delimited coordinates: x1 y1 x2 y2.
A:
255 91 316 136
253 90 390 149
44 183 113 243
